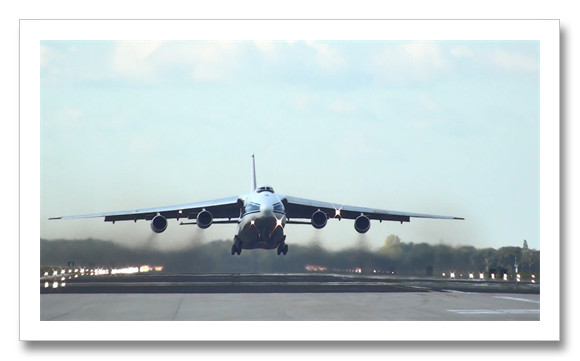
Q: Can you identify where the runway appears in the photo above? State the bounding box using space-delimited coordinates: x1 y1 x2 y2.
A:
40 273 540 321
40 272 540 294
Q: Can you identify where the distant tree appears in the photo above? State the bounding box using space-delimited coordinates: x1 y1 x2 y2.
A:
494 246 523 273
401 242 433 272
433 244 454 270
40 238 539 275
380 235 403 260
384 234 401 248
451 246 477 270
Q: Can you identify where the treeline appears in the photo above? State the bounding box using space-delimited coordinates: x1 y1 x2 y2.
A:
40 236 540 274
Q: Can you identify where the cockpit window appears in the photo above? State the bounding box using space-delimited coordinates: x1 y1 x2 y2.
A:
245 202 260 213
256 185 275 193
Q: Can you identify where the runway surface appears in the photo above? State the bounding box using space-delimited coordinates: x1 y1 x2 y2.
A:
40 273 540 321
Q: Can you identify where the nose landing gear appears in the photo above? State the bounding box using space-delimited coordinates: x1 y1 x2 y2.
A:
231 235 242 256
276 236 288 256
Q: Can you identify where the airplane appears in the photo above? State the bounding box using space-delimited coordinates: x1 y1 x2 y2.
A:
49 155 464 256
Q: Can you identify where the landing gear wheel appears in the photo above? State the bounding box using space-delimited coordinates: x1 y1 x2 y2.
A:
232 236 243 256
277 243 287 256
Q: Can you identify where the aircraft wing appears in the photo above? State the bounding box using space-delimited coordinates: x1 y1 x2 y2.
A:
281 195 464 223
48 196 242 222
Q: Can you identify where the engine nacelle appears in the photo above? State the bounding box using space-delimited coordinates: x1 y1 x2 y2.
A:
354 215 371 233
311 210 328 229
196 210 213 229
150 215 168 233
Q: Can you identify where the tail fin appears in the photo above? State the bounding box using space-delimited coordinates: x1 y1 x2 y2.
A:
251 154 257 192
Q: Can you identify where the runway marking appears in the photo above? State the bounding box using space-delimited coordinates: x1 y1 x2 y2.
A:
447 309 540 315
172 294 185 321
493 296 540 304
47 311 71 321
442 290 477 294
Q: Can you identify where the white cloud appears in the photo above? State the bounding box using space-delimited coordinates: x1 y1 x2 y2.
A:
111 41 243 83
305 41 346 71
112 41 163 78
40 45 53 67
41 42 118 85
253 40 281 61
328 100 355 113
402 42 447 67
40 44 66 80
450 46 474 58
254 40 275 53
170 42 243 83
492 49 538 72
370 42 449 83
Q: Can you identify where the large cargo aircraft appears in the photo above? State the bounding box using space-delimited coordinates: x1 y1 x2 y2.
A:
50 155 463 256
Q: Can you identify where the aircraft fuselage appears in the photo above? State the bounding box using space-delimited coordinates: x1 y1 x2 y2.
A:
236 190 286 250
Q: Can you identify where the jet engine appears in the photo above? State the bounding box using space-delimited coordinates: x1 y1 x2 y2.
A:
354 215 371 233
311 210 328 229
196 210 213 229
150 215 168 233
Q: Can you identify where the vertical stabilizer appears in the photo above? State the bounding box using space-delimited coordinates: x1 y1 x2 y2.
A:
251 154 257 192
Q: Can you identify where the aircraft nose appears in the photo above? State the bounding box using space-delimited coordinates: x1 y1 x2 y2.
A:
260 203 272 212
260 203 274 215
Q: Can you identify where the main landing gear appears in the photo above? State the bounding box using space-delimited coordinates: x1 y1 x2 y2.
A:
277 236 288 256
231 236 242 256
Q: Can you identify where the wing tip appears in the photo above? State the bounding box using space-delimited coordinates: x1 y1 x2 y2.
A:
48 217 62 220
453 217 465 220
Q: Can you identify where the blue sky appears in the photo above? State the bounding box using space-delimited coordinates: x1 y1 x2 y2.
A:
40 41 540 249
40 40 539 251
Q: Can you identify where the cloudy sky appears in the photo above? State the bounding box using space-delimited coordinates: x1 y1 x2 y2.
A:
40 41 540 252
40 40 539 251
